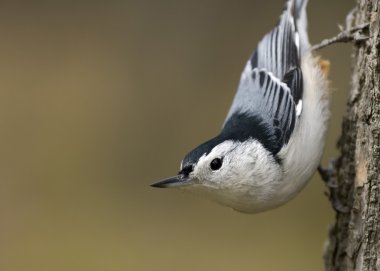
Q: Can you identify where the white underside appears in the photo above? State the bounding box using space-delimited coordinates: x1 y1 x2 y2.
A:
246 52 330 212
276 53 330 202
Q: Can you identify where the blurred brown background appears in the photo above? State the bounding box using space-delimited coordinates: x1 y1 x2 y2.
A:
0 1 354 270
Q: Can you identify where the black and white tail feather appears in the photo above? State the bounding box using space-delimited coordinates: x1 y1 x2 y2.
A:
152 0 330 214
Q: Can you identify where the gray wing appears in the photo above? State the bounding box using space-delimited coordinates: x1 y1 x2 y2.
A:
222 0 305 155
251 4 299 80
223 68 298 155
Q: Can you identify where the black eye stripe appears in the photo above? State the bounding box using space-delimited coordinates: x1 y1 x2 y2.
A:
210 158 223 171
179 165 193 175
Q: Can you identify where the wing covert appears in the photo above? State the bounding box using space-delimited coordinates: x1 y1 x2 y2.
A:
223 67 297 155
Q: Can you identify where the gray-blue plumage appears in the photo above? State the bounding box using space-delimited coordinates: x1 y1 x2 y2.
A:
225 0 303 135
182 0 303 169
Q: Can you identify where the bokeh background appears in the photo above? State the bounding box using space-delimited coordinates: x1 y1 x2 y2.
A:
0 1 355 270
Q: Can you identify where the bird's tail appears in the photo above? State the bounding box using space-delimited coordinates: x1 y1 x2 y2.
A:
293 0 309 55
283 0 310 54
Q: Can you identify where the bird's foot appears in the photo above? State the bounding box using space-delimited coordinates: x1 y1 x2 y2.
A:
312 23 369 51
311 9 370 52
318 160 350 214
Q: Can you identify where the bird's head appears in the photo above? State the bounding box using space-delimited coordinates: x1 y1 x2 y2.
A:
151 135 283 212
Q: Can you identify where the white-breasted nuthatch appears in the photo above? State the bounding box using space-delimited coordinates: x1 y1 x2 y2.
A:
151 0 330 213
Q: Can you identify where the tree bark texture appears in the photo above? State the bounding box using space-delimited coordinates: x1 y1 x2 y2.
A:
324 1 380 270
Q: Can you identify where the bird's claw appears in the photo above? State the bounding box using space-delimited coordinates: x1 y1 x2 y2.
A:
311 22 370 51
318 160 350 214
347 23 370 43
318 160 336 187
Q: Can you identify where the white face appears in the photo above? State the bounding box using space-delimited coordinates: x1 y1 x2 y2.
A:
184 140 282 210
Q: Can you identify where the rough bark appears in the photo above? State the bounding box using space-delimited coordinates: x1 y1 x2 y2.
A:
324 1 380 270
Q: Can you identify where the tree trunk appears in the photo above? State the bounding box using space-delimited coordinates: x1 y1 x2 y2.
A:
323 1 380 270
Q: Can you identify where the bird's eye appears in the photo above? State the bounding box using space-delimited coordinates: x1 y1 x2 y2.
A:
210 158 223 171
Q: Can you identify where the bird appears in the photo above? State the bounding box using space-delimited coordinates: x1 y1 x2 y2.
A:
151 0 330 214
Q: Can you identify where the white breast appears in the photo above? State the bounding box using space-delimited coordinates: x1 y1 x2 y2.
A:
275 52 330 205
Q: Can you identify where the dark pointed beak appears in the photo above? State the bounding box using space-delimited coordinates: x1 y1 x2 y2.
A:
150 174 192 188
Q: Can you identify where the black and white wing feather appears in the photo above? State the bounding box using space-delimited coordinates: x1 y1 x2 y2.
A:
223 0 307 157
